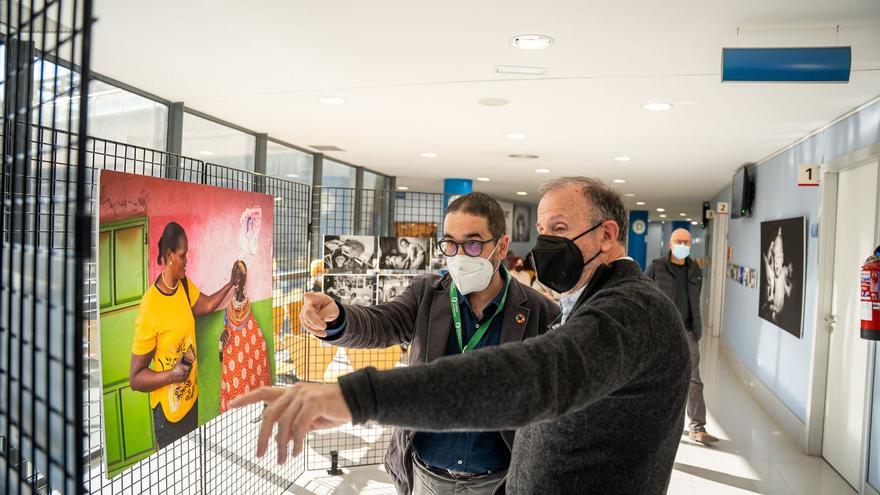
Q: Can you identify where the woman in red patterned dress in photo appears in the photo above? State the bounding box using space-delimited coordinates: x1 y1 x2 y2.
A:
219 260 272 412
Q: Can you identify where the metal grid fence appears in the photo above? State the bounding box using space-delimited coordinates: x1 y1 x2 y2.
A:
1 1 92 494
305 186 446 471
80 137 311 494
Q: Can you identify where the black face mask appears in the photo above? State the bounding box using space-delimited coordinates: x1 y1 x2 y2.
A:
530 221 604 294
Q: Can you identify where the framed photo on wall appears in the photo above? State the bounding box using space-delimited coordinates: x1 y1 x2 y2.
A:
759 216 806 338
512 205 531 242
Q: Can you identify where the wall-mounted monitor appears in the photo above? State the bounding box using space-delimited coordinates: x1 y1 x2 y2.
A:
731 164 755 219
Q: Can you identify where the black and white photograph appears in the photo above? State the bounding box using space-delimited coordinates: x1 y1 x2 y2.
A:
759 217 805 338
376 275 420 304
323 275 376 306
512 205 531 242
378 237 429 271
323 235 377 274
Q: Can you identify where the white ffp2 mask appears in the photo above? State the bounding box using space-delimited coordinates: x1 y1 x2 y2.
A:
446 243 500 295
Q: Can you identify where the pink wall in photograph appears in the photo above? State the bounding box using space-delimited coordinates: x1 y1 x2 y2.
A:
99 170 274 301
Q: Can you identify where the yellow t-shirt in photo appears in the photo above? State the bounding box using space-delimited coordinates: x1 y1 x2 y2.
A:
132 278 201 423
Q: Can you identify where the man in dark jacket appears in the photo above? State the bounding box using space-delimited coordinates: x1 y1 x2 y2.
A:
231 177 691 495
298 192 560 494
646 228 719 444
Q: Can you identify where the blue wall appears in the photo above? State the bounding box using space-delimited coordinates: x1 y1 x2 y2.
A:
716 98 880 426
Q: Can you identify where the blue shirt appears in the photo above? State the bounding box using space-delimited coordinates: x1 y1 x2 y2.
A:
411 277 511 474
324 275 512 474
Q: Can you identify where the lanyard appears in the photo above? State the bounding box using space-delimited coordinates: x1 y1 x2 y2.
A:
449 272 511 353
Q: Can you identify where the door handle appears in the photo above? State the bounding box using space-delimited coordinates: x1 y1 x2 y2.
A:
825 314 837 333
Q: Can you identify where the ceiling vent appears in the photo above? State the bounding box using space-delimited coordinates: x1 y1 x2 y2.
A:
310 145 345 152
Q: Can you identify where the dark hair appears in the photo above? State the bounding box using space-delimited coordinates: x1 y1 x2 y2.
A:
538 177 628 243
446 192 507 239
157 222 187 265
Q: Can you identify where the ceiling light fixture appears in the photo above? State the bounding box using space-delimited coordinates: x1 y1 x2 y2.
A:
319 96 345 105
477 97 510 107
613 179 627 184
691 221 699 225
680 213 687 217
636 201 646 206
397 186 409 191
642 102 673 112
624 193 636 197
656 208 665 212
516 191 528 196
286 174 300 178
198 150 215 156
509 154 539 159
687 218 692 221
506 132 528 140
510 34 554 50
476 177 491 182
421 152 438 158
534 168 550 174
496 65 547 76
660 214 667 218
614 156 632 162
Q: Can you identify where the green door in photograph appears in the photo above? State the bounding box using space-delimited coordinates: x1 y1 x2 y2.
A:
99 218 156 477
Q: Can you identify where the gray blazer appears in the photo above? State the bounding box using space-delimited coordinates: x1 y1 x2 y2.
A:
322 273 560 495
645 256 704 340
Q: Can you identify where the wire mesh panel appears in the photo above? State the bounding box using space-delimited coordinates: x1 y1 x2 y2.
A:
305 187 446 471
1 1 92 494
77 138 311 495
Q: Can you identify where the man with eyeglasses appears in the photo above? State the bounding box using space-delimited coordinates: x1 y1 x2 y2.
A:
293 192 559 495
232 178 690 494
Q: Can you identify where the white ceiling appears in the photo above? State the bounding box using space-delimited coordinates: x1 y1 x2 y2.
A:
91 0 880 220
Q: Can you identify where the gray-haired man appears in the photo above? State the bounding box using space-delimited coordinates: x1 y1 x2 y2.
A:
231 177 691 495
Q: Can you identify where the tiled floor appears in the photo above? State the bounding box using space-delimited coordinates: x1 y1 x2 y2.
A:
287 336 857 495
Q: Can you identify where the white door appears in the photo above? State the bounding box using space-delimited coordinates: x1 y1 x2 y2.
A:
823 159 879 488
707 208 728 337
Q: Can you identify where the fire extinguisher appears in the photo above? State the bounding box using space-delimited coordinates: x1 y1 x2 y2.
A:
862 244 880 340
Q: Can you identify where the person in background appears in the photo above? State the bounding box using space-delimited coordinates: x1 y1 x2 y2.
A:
231 177 690 494
646 228 719 444
308 259 325 292
508 257 532 286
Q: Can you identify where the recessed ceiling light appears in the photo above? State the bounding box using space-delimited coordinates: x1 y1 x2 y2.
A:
642 102 673 112
624 193 636 197
534 168 550 174
687 218 692 221
496 65 547 76
659 214 667 218
319 96 345 105
516 191 528 196
614 156 632 162
198 150 215 156
476 177 491 182
680 213 687 217
421 152 438 158
477 97 510 107
613 179 626 184
691 221 699 225
506 132 528 140
509 154 539 159
397 186 409 191
636 201 646 206
656 208 665 212
510 34 554 50
286 173 300 178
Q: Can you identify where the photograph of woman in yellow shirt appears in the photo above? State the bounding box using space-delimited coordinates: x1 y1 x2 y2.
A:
130 221 238 449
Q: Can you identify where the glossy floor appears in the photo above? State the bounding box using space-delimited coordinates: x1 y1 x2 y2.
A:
289 336 857 495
